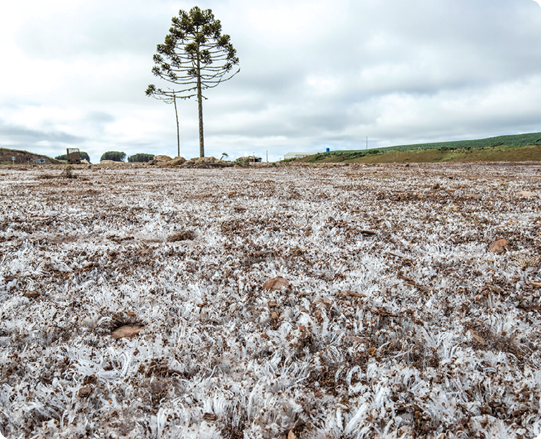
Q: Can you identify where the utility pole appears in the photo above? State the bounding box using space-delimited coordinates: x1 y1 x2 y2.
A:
266 150 268 163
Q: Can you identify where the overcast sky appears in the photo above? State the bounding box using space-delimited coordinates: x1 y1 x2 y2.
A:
1 0 540 162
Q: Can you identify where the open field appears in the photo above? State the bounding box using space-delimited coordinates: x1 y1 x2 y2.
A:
298 132 541 164
1 164 541 438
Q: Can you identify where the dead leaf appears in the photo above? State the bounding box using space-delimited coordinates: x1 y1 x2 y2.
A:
23 291 40 299
78 385 93 398
127 312 136 317
263 276 290 292
312 297 333 309
167 230 195 242
468 330 485 346
359 230 377 235
531 281 541 287
203 413 217 421
337 290 366 299
517 191 536 198
111 325 144 339
489 238 509 253
288 430 297 439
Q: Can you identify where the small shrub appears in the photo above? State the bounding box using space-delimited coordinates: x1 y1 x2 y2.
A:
62 165 77 179
100 151 126 162
128 153 155 163
237 157 251 167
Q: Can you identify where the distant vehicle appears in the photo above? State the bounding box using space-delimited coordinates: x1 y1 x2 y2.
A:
67 148 81 164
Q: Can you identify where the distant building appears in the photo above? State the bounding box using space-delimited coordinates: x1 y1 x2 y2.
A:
284 152 312 159
35 158 46 164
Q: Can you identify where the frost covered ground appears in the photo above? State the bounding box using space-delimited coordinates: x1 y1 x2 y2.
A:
1 163 541 439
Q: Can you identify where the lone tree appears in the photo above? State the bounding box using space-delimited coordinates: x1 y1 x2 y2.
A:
146 6 240 158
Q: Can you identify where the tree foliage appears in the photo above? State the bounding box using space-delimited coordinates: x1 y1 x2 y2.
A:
146 6 240 158
55 152 91 162
100 151 126 162
128 153 155 163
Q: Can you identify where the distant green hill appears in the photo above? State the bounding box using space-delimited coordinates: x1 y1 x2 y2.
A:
336 131 541 154
300 132 541 164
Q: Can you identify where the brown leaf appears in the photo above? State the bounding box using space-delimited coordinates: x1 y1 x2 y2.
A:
337 290 366 299
488 238 509 253
288 430 297 439
23 291 40 299
312 297 333 309
111 325 144 339
517 191 536 198
203 413 217 421
78 385 93 398
468 330 485 346
83 375 97 385
167 230 195 242
263 276 290 292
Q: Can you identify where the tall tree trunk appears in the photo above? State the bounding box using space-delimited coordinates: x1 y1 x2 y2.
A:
196 52 204 158
173 95 180 157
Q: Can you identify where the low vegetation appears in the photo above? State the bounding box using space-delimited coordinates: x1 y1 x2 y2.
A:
100 151 126 162
128 153 155 163
0 164 540 438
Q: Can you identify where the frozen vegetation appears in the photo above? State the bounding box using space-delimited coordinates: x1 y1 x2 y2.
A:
0 163 540 438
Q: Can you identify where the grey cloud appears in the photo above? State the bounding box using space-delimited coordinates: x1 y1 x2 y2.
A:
0 120 84 145
85 111 116 124
3 0 541 160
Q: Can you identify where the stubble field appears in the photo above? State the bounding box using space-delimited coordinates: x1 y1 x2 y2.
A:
1 163 541 439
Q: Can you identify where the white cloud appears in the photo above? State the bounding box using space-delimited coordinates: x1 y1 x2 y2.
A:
0 0 540 161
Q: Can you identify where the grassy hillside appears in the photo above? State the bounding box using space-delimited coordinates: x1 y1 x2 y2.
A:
299 131 541 164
